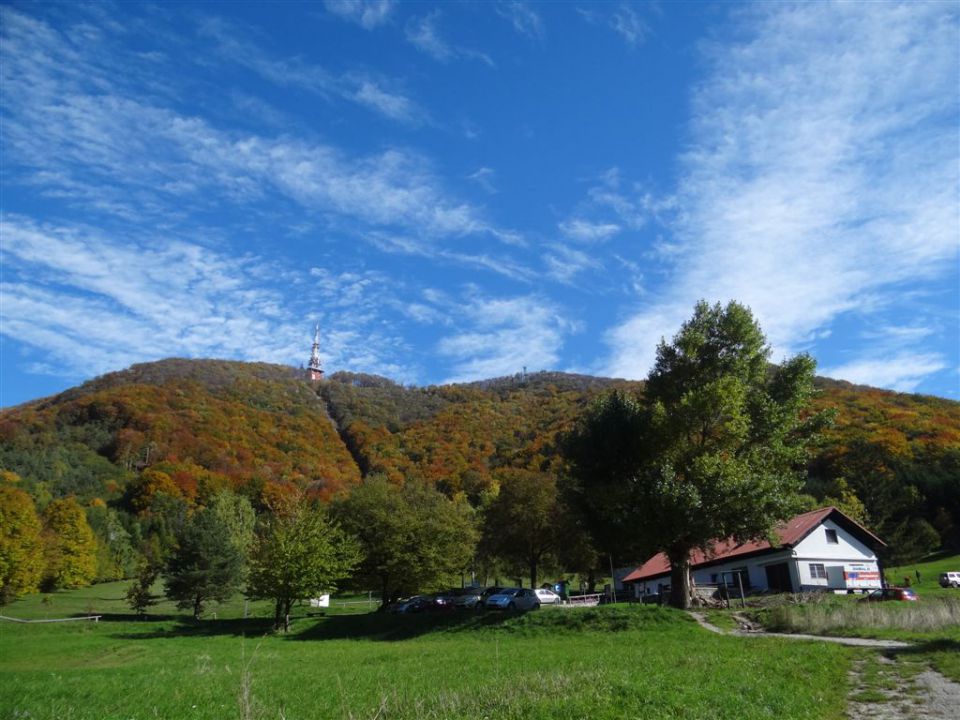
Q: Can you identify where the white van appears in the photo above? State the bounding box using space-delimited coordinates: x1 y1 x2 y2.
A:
938 572 960 588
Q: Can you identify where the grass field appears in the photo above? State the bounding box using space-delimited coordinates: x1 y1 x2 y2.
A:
1 582 854 720
887 550 960 598
755 553 960 683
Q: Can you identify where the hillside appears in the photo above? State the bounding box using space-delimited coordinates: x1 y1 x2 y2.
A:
1 358 959 559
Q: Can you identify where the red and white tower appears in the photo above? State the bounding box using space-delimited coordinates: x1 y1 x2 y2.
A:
307 323 324 382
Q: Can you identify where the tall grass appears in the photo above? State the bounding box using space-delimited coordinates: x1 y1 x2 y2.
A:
765 598 960 634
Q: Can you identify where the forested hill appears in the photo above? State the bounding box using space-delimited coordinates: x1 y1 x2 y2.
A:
2 358 959 558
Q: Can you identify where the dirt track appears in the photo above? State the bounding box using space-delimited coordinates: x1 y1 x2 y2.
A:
687 611 960 719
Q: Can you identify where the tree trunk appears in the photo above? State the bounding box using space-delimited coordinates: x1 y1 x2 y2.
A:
274 599 283 629
668 551 692 609
193 595 203 620
530 558 538 589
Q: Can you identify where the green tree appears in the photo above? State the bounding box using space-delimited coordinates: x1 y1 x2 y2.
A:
206 490 255 573
481 469 562 588
0 481 45 603
164 505 244 619
333 476 477 607
87 504 138 582
42 497 98 590
565 301 825 609
125 562 160 618
247 496 359 631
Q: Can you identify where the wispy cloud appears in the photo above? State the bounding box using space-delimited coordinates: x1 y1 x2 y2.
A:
495 2 544 40
199 16 425 124
1 8 505 244
822 353 948 393
558 218 621 243
610 4 649 46
323 0 394 30
543 244 602 284
405 12 494 66
467 167 498 194
0 216 421 384
0 217 303 377
603 3 959 390
438 294 571 382
577 3 653 47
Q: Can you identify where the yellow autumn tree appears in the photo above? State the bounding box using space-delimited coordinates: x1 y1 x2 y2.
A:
42 497 97 589
0 480 45 603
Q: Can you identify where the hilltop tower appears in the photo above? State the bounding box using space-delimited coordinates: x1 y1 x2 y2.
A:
307 323 324 382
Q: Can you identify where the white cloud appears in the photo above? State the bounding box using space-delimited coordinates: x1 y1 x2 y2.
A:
543 244 601 284
495 2 544 39
323 0 394 30
0 217 303 376
610 4 649 46
0 13 501 243
406 12 453 61
822 353 948 393
405 12 494 66
0 217 420 384
603 3 959 388
468 167 498 194
558 218 621 243
198 16 424 124
438 295 571 382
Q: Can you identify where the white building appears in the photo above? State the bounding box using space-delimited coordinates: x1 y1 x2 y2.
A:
623 507 886 597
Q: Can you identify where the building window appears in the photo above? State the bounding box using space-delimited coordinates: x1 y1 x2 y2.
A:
825 529 839 544
810 563 827 579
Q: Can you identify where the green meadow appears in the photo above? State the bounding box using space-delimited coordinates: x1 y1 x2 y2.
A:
1 582 853 720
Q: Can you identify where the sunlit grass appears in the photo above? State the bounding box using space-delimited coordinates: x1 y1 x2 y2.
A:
0 582 854 720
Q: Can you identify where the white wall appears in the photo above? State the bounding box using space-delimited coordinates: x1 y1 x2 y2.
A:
793 518 880 591
793 518 876 560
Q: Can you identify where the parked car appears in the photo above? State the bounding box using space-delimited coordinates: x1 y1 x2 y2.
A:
534 588 562 605
452 588 483 609
484 587 541 611
436 587 483 609
861 587 919 602
475 586 505 610
388 596 434 613
938 572 960 588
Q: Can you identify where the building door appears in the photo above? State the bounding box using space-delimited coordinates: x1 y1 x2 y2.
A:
764 563 794 592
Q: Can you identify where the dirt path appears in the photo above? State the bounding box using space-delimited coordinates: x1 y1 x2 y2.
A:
687 611 960 718
846 655 960 720
686 611 911 648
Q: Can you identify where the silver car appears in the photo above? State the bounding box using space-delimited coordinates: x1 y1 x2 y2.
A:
483 587 541 611
534 588 562 605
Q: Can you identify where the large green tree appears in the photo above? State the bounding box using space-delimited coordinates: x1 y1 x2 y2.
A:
333 476 477 607
163 505 244 619
247 497 359 631
565 301 825 608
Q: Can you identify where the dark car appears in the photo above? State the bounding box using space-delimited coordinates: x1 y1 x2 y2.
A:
475 586 505 610
861 587 918 602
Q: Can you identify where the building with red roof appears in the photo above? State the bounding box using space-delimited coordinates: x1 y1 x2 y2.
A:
622 507 886 598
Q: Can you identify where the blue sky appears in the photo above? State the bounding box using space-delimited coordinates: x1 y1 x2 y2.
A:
2 1 958 407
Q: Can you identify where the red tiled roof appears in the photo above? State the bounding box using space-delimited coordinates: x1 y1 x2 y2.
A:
622 507 883 583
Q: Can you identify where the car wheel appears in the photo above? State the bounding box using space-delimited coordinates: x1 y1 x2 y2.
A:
508 601 516 610
533 602 541 610
952 582 958 588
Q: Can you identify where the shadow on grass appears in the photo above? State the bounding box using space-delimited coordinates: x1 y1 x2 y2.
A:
292 610 516 642
887 638 960 659
109 615 278 639
100 605 683 642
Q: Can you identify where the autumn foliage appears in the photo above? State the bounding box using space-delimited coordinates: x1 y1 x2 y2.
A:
0 357 957 600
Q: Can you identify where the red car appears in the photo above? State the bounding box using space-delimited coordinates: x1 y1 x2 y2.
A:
861 587 918 602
